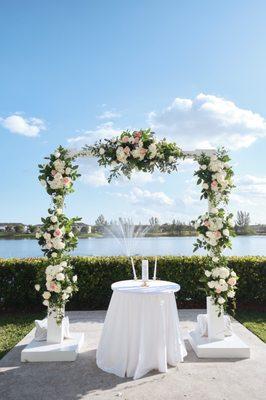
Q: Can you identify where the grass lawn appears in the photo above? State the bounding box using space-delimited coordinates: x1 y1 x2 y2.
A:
234 310 266 342
0 312 45 360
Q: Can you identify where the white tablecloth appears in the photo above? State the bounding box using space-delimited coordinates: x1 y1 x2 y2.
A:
96 280 187 379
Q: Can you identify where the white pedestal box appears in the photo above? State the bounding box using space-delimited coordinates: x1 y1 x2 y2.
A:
207 296 225 340
47 309 64 344
188 297 250 359
21 309 84 362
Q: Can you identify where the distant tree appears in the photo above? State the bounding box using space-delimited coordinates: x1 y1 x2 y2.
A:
5 225 13 232
235 211 253 235
28 225 37 234
95 215 107 226
14 225 24 234
236 211 250 227
80 226 89 234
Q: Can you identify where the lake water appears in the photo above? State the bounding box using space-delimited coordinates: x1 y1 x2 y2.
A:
0 236 266 258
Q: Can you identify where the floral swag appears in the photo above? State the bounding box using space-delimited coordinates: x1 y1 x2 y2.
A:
35 130 238 322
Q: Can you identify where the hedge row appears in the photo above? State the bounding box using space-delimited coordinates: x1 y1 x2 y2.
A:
0 256 265 311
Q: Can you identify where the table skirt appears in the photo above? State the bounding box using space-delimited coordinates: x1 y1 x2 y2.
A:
96 290 187 379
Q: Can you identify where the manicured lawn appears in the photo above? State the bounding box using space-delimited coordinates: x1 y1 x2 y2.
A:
234 310 266 342
0 312 44 360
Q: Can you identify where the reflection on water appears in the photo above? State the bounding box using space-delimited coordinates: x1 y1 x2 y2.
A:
0 236 266 258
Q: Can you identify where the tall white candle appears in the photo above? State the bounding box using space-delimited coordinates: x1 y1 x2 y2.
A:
153 257 157 280
130 257 137 280
142 259 149 282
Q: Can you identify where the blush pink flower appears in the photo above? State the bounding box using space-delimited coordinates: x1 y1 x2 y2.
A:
211 180 218 188
63 177 71 186
204 220 211 227
215 288 222 294
139 148 147 156
122 136 130 143
228 277 236 286
51 170 57 176
49 281 58 292
214 231 222 239
54 228 62 237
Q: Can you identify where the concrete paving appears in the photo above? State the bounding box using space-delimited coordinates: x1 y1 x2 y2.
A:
0 310 265 400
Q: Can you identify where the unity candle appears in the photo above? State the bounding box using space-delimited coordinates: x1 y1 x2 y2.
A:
142 259 149 282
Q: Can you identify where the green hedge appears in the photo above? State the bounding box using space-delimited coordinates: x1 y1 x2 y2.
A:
0 256 265 311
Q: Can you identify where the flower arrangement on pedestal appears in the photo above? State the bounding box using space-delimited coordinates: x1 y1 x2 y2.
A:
35 146 81 322
81 129 184 182
193 148 238 313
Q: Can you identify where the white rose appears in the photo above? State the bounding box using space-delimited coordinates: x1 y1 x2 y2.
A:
50 215 58 223
52 252 57 258
62 293 69 301
56 272 65 281
35 284 40 291
73 275 77 282
99 147 105 155
210 208 218 214
54 151 61 158
227 290 235 298
65 167 71 175
56 208 63 215
201 165 207 170
207 281 215 289
202 183 209 190
212 256 219 263
43 232 51 240
43 300 49 307
218 297 225 305
169 156 175 163
205 270 211 277
231 271 236 277
42 291 51 300
40 179 47 187
65 286 73 294
35 232 41 239
60 261 67 268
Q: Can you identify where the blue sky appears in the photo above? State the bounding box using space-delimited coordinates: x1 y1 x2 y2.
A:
1 0 266 225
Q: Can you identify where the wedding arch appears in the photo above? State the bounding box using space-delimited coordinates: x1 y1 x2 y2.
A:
35 129 238 325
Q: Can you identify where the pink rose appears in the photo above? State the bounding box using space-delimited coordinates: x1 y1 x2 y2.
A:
134 137 140 143
215 288 222 294
54 228 62 237
123 146 131 155
122 136 130 143
134 131 142 138
204 220 210 227
214 231 222 239
49 281 58 292
139 148 147 155
228 277 236 286
63 177 71 186
211 180 218 188
51 170 57 176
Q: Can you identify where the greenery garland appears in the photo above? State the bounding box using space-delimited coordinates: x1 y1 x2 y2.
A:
80 129 184 182
193 149 238 313
35 146 81 322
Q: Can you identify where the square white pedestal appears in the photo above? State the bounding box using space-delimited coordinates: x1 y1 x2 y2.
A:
21 332 84 362
188 329 250 359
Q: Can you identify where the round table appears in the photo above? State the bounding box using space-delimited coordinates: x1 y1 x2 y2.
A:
96 280 187 379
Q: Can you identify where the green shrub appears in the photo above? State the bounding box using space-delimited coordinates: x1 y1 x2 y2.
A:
0 256 265 311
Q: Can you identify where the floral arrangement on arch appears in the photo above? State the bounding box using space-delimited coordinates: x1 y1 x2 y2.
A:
81 129 184 182
35 146 81 322
193 149 238 312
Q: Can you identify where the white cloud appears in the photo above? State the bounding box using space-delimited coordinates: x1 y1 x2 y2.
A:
113 187 174 206
80 168 108 187
1 115 46 137
148 93 266 150
67 121 122 148
236 174 266 196
98 110 121 120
